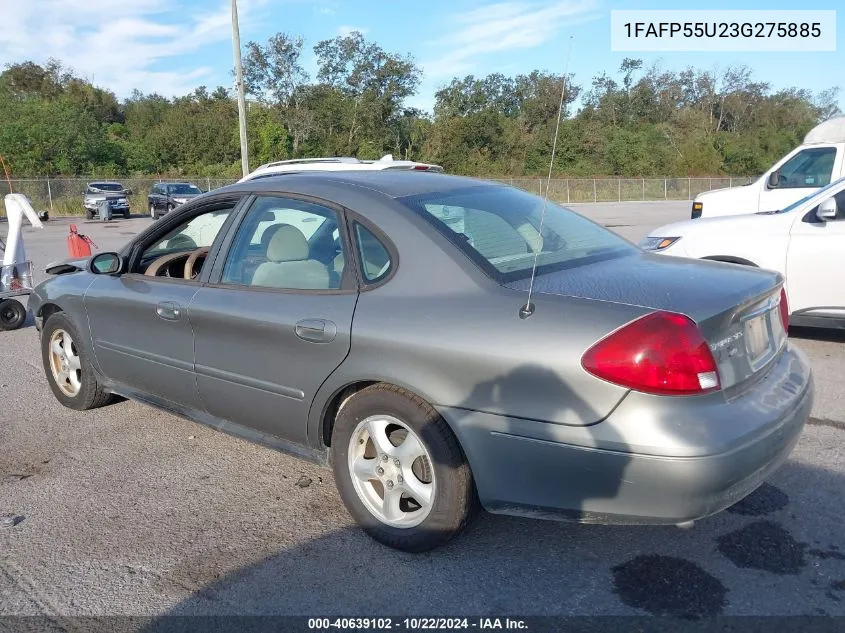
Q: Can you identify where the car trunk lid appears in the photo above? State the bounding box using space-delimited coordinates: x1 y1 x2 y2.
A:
505 252 786 391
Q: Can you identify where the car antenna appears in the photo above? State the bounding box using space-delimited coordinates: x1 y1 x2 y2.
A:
520 36 573 320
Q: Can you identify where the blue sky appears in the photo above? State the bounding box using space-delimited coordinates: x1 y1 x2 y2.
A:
3 0 843 114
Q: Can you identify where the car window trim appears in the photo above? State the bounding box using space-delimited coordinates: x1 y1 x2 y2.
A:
204 192 359 295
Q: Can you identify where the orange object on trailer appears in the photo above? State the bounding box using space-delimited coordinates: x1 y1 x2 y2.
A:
67 224 95 258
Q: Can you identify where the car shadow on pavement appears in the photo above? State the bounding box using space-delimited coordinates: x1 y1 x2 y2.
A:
137 461 844 622
789 327 845 344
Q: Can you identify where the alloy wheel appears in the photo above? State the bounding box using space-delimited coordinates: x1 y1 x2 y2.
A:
347 415 436 528
48 329 82 397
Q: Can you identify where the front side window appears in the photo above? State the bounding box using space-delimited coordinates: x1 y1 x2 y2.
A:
398 186 634 282
775 147 837 189
221 196 344 290
138 205 235 278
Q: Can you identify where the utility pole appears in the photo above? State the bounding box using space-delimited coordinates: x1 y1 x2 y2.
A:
231 0 249 178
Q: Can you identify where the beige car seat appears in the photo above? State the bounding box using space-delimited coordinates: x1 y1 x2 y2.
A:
252 224 330 289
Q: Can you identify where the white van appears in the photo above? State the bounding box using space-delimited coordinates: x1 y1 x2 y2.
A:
692 117 845 219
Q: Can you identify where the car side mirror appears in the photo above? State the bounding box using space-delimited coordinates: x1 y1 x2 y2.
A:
767 171 780 189
123 188 133 195
816 197 838 221
90 252 123 275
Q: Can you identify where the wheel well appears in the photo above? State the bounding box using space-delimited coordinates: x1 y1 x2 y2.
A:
701 255 758 267
321 380 378 447
40 303 63 322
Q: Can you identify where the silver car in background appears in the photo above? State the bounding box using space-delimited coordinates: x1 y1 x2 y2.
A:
29 172 812 552
83 182 131 219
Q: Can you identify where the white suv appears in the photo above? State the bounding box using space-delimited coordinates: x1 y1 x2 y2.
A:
641 176 845 329
238 155 443 183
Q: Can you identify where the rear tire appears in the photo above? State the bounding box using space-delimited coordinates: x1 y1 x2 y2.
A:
0 299 27 331
330 383 476 552
86 208 94 220
41 312 114 410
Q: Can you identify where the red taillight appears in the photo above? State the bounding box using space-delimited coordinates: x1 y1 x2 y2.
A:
581 311 720 396
413 165 430 170
779 287 789 330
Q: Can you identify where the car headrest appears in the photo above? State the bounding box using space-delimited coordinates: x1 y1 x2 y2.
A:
266 224 309 262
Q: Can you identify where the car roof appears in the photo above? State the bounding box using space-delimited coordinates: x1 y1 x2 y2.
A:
226 171 498 199
89 181 122 186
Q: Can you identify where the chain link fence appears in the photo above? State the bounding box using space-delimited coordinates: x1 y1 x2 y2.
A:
0 177 239 217
1 176 752 217
488 177 751 204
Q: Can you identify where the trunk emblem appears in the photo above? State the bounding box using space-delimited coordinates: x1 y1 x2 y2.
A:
710 331 743 357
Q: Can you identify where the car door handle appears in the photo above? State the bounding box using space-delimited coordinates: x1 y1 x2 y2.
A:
156 301 182 321
295 319 337 343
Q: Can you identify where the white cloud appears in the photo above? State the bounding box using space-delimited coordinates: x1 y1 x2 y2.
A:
421 0 600 79
318 7 336 15
0 0 274 98
337 25 369 37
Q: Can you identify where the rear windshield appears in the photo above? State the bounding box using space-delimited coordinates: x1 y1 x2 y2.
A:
398 185 635 282
88 183 124 192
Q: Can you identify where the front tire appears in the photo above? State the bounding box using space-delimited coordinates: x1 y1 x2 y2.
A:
330 384 476 552
0 299 27 331
123 209 130 219
41 312 114 410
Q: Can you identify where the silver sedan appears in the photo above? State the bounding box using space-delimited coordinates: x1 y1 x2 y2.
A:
28 172 813 552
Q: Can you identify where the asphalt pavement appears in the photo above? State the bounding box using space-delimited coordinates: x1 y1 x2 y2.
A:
1 202 844 619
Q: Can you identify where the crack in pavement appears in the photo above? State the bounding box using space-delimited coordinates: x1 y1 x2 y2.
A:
808 417 845 432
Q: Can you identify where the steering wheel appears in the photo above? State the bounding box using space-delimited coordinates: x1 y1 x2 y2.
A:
183 247 210 280
145 252 190 277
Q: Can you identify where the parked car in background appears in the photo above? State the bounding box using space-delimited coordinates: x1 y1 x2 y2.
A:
642 175 845 329
29 172 811 552
239 154 443 183
691 116 845 220
148 182 204 219
84 182 131 219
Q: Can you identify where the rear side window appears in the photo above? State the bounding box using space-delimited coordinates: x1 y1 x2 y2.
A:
354 223 392 283
398 185 634 282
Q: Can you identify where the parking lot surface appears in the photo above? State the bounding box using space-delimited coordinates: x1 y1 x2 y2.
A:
1 202 844 618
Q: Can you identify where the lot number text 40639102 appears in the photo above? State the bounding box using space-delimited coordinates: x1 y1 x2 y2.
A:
307 618 528 630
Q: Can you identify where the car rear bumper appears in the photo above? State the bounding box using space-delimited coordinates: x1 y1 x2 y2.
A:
439 343 812 524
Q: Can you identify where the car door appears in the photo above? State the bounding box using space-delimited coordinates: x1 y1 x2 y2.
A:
83 197 242 409
786 186 845 317
759 146 841 213
187 194 358 444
